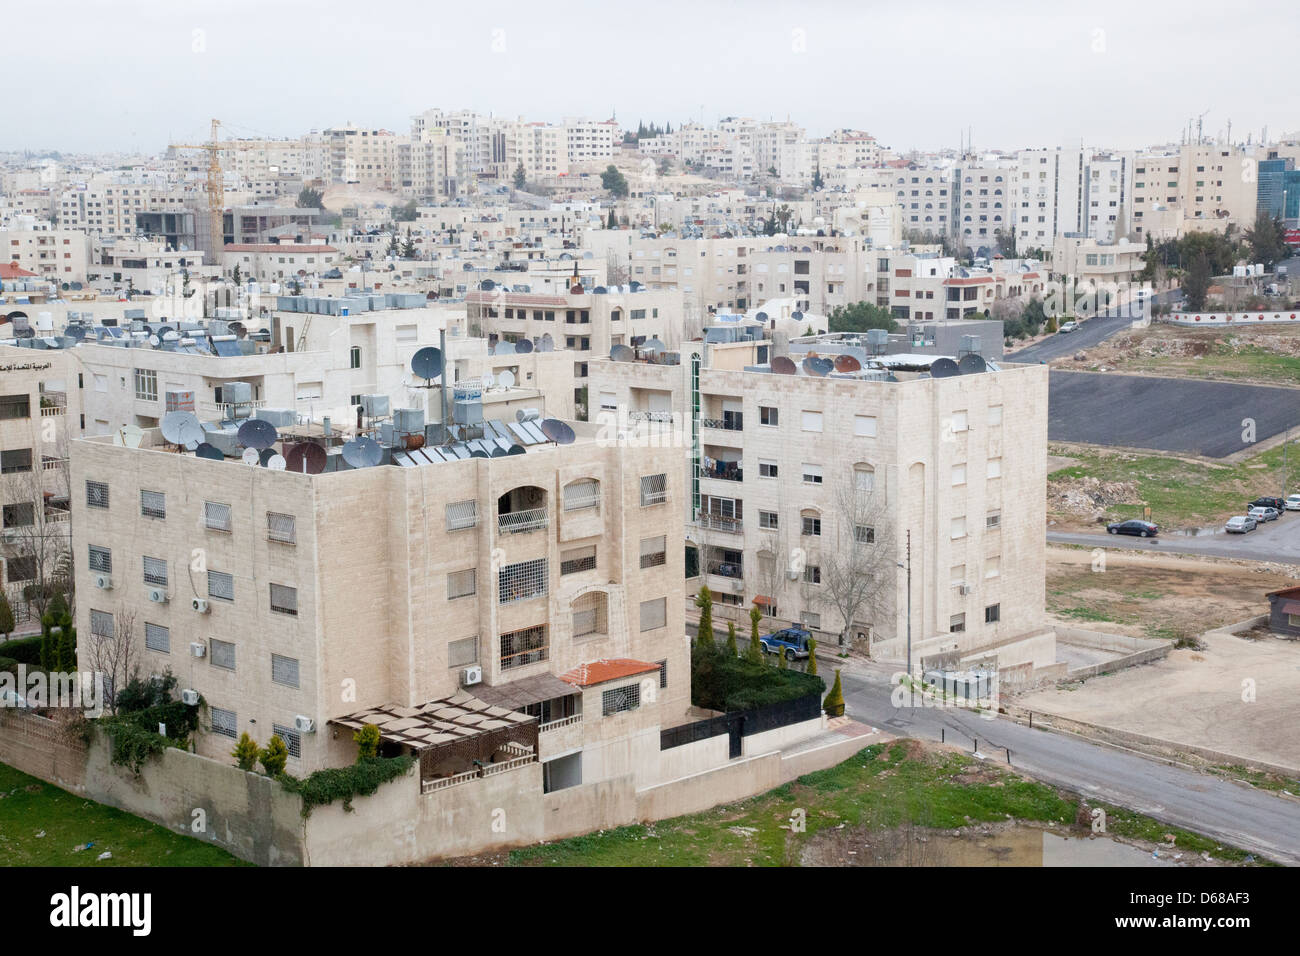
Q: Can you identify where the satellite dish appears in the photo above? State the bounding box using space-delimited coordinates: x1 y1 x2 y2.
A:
833 354 862 373
645 337 667 352
801 356 831 377
930 358 960 379
285 442 327 474
498 370 515 388
958 353 988 375
341 436 382 469
148 334 161 348
67 326 86 343
515 338 533 354
113 424 145 448
756 311 769 322
237 418 279 450
792 311 804 321
229 321 247 339
771 355 797 375
495 340 515 355
259 448 277 466
507 444 526 456
480 278 495 291
482 371 495 388
539 334 554 352
242 447 261 466
540 419 576 445
195 442 224 461
610 344 635 362
411 346 444 381
161 411 204 447
265 454 287 471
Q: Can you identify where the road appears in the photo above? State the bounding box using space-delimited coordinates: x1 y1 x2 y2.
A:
838 662 1300 865
1008 289 1183 364
1049 507 1300 562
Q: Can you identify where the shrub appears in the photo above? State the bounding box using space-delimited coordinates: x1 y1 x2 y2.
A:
232 733 260 771
726 621 737 657
354 723 381 761
0 592 13 640
0 635 41 666
692 649 824 712
0 656 17 675
823 670 846 717
747 606 763 664
260 735 289 776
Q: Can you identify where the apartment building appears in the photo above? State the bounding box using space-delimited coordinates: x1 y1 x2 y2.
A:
1129 144 1257 238
2 222 92 282
304 126 401 188
92 237 207 290
221 244 339 283
890 166 957 239
954 158 1018 252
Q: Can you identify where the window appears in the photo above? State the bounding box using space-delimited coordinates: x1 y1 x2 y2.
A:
572 591 608 638
759 459 778 479
448 636 478 668
498 558 548 605
210 639 236 670
760 406 778 426
803 565 821 585
988 405 1003 427
7 556 36 582
855 525 875 544
0 395 31 419
208 570 234 601
950 613 966 633
640 473 667 506
272 724 301 759
271 654 300 688
987 458 1002 480
563 479 600 511
211 707 238 738
802 463 823 485
952 463 967 486
951 517 967 540
140 490 166 519
759 510 778 530
2 502 33 528
501 624 548 670
446 499 477 531
854 415 877 437
133 368 158 402
801 410 823 432
144 622 170 654
601 682 641 717
951 564 966 586
985 603 1001 624
986 511 1002 531
447 568 477 598
267 512 296 543
639 597 667 631
801 611 821 630
801 514 821 536
142 556 168 587
950 410 969 433
349 346 362 369
89 609 114 639
270 583 298 615
986 556 1001 579
88 545 112 574
639 536 667 569
205 501 232 532
1 449 32 474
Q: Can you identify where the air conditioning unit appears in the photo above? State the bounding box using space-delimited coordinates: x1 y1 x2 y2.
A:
959 584 974 595
94 574 113 590
786 569 800 581
461 664 483 687
148 587 168 604
294 715 315 734
180 689 199 706
191 597 209 614
190 642 206 658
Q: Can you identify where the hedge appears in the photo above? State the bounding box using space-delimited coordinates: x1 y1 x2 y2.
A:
691 642 825 712
0 636 42 666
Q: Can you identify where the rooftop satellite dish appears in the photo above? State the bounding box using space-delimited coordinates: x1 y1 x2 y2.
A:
258 448 277 466
645 337 667 352
229 321 247 339
490 447 507 458
480 278 495 291
482 371 495 388
756 312 769 322
930 358 960 379
539 419 576 445
610 344 635 362
515 338 533 354
495 340 515 355
771 355 797 375
242 447 261 466
792 311 804 321
265 454 287 471
195 442 224 461
148 334 160 348
801 356 831 377
411 346 444 381
833 354 862 373
539 333 554 352
160 411 204 447
507 444 526 456
67 326 86 343
958 353 988 375
498 370 515 388
237 418 279 450
341 436 382 469
285 442 327 475
113 424 145 448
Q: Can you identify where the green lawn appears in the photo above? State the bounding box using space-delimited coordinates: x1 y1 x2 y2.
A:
1114 343 1300 385
0 763 248 866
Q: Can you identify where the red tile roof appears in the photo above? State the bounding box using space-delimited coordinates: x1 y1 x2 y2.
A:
560 659 661 688
0 262 39 279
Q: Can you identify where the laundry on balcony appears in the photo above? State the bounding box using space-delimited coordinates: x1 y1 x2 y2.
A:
701 456 743 481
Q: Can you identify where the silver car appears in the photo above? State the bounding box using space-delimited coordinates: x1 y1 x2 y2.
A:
1225 515 1257 534
1247 506 1280 523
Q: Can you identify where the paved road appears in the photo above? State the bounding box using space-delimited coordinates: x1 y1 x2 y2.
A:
1008 289 1183 364
1049 508 1300 562
838 663 1300 865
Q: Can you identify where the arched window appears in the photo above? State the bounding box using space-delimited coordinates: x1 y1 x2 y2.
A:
854 464 875 494
572 591 609 639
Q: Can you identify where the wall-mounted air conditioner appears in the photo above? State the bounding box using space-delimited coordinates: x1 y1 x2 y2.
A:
461 664 483 686
180 689 199 706
190 642 206 658
191 597 209 614
94 574 113 590
148 587 168 604
786 569 800 581
959 584 973 595
294 715 316 734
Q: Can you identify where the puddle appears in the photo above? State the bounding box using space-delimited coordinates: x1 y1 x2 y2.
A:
1170 527 1219 537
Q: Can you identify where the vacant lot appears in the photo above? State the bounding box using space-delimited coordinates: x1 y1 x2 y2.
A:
1057 323 1300 385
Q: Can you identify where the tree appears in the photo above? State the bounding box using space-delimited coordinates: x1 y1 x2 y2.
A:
778 645 788 669
39 616 54 671
748 605 764 664
1245 212 1288 270
1183 250 1212 311
607 207 617 230
231 263 242 288
0 591 13 640
823 670 845 717
828 301 896 334
392 199 419 223
82 606 140 715
400 227 417 259
259 735 289 776
600 164 629 198
4 468 72 622
354 723 381 761
694 586 714 649
994 226 1017 259
56 613 76 671
297 186 324 210
806 637 818 677
232 733 260 771
656 157 672 177
513 163 526 190
820 475 894 650
811 167 824 191
775 204 794 233
726 620 738 657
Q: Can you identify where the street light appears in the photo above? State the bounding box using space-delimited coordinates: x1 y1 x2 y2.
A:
896 529 912 679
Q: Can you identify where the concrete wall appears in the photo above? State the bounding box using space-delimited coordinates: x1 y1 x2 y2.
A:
0 710 86 792
743 715 826 757
636 750 782 821
1167 311 1300 326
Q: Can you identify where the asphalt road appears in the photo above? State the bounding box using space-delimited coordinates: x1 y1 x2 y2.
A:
1007 289 1184 364
1048 370 1300 457
838 663 1300 865
1049 507 1300 562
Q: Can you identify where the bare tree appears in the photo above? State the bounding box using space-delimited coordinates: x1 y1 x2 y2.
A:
819 476 895 650
605 249 629 286
82 605 140 715
1 468 71 621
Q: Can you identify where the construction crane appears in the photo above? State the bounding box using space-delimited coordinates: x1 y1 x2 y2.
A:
169 119 301 265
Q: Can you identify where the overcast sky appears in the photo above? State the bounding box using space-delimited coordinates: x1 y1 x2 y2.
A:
8 0 1298 155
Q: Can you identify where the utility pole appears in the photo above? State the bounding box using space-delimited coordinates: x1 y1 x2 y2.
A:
898 530 913 679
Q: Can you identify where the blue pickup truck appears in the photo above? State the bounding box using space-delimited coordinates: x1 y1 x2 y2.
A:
761 627 812 660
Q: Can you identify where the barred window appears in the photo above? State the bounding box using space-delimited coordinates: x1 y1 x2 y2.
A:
208 570 234 601
270 583 298 615
602 683 640 716
205 501 232 532
140 490 166 519
448 636 478 668
271 653 300 688
211 707 237 739
572 591 608 639
88 545 112 574
562 479 600 511
7 556 36 583
447 568 477 600
640 473 667 506
210 639 236 671
639 535 666 569
500 624 548 670
142 556 168 587
498 558 548 605
657 659 668 689
445 499 477 531
560 545 596 575
145 622 170 653
272 724 301 759
267 511 296 544
855 525 875 544
86 480 109 509
89 609 114 639
639 597 666 632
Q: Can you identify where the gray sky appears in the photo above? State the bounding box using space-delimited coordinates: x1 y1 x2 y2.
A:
8 0 1298 154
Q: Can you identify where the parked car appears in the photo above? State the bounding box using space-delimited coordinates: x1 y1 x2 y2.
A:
1248 496 1286 512
760 627 812 660
1225 515 1257 534
1106 519 1159 537
1248 506 1281 523
1058 320 1079 333
1286 494 1300 511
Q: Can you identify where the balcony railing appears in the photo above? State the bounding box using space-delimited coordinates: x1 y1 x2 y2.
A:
497 508 548 535
41 458 68 471
540 714 583 732
39 405 66 418
700 415 743 432
702 463 742 481
421 752 538 794
628 410 674 424
198 399 268 419
699 514 743 533
706 562 744 579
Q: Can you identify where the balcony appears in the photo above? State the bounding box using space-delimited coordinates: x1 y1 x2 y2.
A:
699 514 743 534
498 507 548 535
628 410 674 424
702 461 742 482
700 415 743 432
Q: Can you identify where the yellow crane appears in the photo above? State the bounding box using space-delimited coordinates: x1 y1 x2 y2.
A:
169 119 302 265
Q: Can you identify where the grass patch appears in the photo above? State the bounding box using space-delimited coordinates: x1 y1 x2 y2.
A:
1057 606 1116 623
1209 764 1300 795
0 762 248 866
1093 802 1267 864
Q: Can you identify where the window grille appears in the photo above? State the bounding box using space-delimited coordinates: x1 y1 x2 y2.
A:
572 591 608 638
142 556 168 587
89 609 114 638
446 499 478 531
271 653 300 688
145 622 170 653
205 501 232 532
639 535 666 569
270 583 298 615
602 683 640 716
447 568 477 599
208 570 234 601
640 473 667 505
88 545 112 574
498 558 548 605
211 707 237 738
560 546 596 575
448 637 478 668
210 639 236 670
500 624 548 670
272 724 301 758
140 490 166 519
563 479 600 511
267 512 296 543
86 480 109 508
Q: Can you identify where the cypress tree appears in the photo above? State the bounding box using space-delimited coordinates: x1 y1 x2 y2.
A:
748 605 763 663
0 591 14 641
823 670 846 717
778 645 788 669
57 614 77 670
695 586 714 650
39 614 54 671
726 620 738 657
807 637 818 677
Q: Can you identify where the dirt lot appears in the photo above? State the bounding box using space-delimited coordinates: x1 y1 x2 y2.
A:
1053 322 1300 385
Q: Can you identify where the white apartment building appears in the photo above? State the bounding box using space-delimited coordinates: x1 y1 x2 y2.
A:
221 243 340 283
2 222 92 283
1129 144 1257 238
